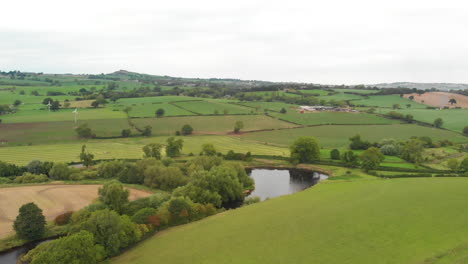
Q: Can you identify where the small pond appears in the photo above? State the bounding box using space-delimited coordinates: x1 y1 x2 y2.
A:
0 239 52 264
247 168 328 200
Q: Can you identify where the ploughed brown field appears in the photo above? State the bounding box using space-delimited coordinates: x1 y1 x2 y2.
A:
0 184 151 238
404 92 468 108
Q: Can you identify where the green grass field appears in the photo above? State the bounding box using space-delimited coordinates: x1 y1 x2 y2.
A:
113 177 468 264
353 95 428 108
297 89 332 96
318 93 364 101
375 108 468 133
172 100 253 115
132 115 296 135
334 88 379 94
270 112 399 125
236 102 298 112
1 108 126 123
0 136 289 165
241 124 468 147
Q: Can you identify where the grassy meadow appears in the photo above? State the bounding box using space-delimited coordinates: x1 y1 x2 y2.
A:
113 178 468 264
270 112 399 125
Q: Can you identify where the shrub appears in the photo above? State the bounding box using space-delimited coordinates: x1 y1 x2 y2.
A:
14 173 48 183
330 149 340 160
463 126 468 136
144 165 188 191
49 163 77 180
54 211 74 225
131 208 157 225
244 196 261 205
349 134 371 150
380 144 400 156
201 143 217 156
121 129 131 137
75 123 95 139
181 124 193 135
14 202 46 240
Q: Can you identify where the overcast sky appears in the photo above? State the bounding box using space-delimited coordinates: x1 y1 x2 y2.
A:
1 0 468 84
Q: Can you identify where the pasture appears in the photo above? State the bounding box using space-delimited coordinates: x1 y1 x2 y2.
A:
0 185 150 238
132 115 296 135
270 112 399 125
241 124 468 147
376 108 468 133
171 100 253 115
353 95 428 108
1 108 126 123
113 178 468 264
0 136 290 165
236 102 298 112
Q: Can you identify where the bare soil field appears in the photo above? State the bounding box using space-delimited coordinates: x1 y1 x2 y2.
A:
404 92 468 108
0 184 151 238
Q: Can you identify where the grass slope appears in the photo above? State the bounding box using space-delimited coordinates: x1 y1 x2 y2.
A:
113 178 468 264
241 124 468 147
270 112 398 125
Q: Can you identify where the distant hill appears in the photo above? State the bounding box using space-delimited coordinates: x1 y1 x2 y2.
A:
372 82 468 90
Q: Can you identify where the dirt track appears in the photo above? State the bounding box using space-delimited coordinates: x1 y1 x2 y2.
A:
404 92 468 108
0 184 151 238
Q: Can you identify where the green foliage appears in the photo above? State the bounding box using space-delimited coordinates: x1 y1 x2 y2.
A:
379 144 400 156
26 160 54 175
80 145 94 167
234 121 244 133
49 162 77 180
280 107 287 114
144 165 188 191
98 181 129 213
155 108 165 118
289 137 320 164
82 209 142 256
181 124 193 135
434 118 444 128
342 151 359 168
463 126 468 136
75 123 95 139
400 138 425 164
349 134 371 150
22 231 105 264
460 157 468 172
330 149 340 160
360 147 385 171
13 202 46 240
244 196 261 205
142 143 163 159
446 159 459 171
166 137 184 157
142 125 152 136
14 172 48 183
187 156 223 171
121 129 131 137
122 193 171 216
97 160 126 178
132 208 157 225
201 143 217 156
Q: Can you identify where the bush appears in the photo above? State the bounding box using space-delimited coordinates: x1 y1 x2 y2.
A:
54 211 74 225
98 160 126 179
75 123 95 139
330 149 340 160
244 196 261 205
290 137 320 164
131 208 157 225
121 129 131 137
49 163 78 180
14 173 49 183
98 181 129 213
181 124 193 135
14 202 46 240
26 160 54 175
144 165 188 191
122 193 171 216
349 134 371 150
201 143 217 156
380 144 400 156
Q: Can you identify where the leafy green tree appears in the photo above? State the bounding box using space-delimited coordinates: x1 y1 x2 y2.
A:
392 104 400 109
143 143 163 159
97 160 126 179
82 209 141 256
360 147 385 171
13 99 22 106
460 157 468 172
80 145 94 167
50 100 60 111
42 97 53 105
463 126 468 136
22 230 106 264
349 134 371 150
449 98 457 105
400 138 425 164
98 181 129 213
14 202 46 240
131 208 157 225
289 137 320 164
166 137 184 157
142 125 152 136
280 107 287 114
155 108 165 118
342 151 359 168
201 143 217 156
181 124 193 135
330 149 340 160
121 129 131 137
144 165 188 191
233 121 244 133
49 162 75 180
434 118 444 128
75 123 95 138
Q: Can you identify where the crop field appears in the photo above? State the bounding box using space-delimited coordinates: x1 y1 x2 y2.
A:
0 136 290 165
0 185 150 238
0 92 76 105
297 89 332 96
236 102 298 112
333 89 379 94
241 124 468 147
172 100 253 115
270 112 399 125
109 96 197 117
404 92 468 109
375 108 468 133
319 93 364 101
0 119 132 145
353 95 428 108
113 178 468 264
132 115 296 135
1 108 126 123
242 91 302 98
